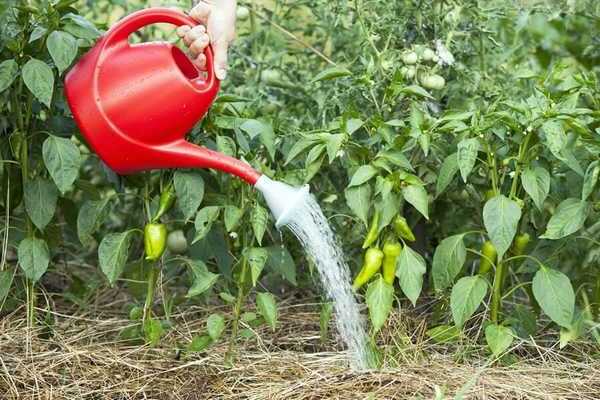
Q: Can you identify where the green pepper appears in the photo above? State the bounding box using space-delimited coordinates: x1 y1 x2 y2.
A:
478 241 497 275
144 223 167 261
352 247 384 291
362 210 380 249
152 184 176 222
382 241 402 285
512 233 530 256
393 215 415 242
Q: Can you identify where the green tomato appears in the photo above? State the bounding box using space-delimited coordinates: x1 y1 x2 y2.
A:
261 69 281 84
167 230 188 254
422 48 435 61
261 102 279 114
237 6 250 20
421 74 445 90
405 66 416 79
401 51 418 65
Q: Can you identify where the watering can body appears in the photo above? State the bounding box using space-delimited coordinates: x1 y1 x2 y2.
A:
65 8 260 184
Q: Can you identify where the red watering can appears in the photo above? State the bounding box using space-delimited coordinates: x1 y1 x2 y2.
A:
64 7 261 185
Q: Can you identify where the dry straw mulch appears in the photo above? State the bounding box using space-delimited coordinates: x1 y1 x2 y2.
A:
1 298 599 400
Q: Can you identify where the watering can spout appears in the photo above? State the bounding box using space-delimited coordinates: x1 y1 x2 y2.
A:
254 175 310 228
169 140 261 185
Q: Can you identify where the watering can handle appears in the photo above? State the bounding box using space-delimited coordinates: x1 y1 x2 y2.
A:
103 7 216 89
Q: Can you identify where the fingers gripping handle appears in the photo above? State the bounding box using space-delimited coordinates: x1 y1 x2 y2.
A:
103 7 215 89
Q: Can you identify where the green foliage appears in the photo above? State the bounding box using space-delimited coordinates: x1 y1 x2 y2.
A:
451 276 488 328
256 292 278 331
366 276 394 333
1 0 599 362
485 324 514 357
17 237 50 283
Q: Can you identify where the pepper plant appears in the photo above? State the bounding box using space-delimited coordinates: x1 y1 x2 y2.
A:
1 0 599 365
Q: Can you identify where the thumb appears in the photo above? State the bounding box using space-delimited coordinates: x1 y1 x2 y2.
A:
212 39 229 80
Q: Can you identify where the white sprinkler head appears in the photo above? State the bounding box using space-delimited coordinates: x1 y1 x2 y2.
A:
254 175 310 228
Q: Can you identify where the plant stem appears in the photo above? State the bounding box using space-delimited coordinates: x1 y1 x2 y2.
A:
485 142 498 194
225 258 248 365
143 263 159 323
490 259 504 323
509 130 533 199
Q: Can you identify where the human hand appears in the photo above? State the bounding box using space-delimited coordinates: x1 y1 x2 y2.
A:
176 0 237 80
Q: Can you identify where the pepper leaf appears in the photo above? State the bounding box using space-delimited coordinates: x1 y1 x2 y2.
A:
18 237 50 283
22 58 54 108
540 198 589 240
42 136 81 194
521 166 550 211
450 275 488 328
483 195 521 258
432 234 466 292
396 246 426 306
174 171 205 222
256 292 278 331
532 266 574 328
366 275 394 333
485 324 514 357
98 230 135 286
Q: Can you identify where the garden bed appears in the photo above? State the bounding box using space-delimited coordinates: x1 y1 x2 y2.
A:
1 295 598 400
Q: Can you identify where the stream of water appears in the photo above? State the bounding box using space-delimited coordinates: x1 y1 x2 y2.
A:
277 191 371 370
